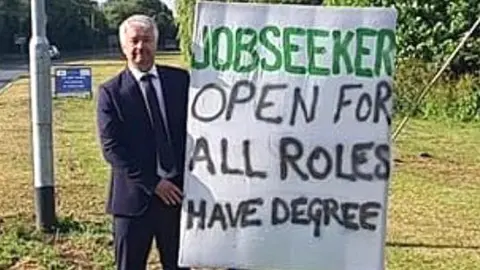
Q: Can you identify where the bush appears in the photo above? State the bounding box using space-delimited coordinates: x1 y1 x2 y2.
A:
324 0 480 76
175 0 195 64
394 59 480 121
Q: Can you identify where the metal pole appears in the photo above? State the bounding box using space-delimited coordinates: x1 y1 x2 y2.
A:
29 0 56 232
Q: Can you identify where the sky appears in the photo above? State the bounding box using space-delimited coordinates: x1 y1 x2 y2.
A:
94 0 177 16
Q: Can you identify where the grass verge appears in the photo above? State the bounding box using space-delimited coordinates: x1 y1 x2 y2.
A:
0 54 479 269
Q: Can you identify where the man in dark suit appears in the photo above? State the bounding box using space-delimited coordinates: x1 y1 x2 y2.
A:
96 14 190 270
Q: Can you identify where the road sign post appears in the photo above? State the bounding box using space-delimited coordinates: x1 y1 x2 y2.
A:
29 0 56 232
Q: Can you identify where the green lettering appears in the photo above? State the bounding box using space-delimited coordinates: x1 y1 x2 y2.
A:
259 26 282 72
191 26 210 70
212 26 234 71
355 28 377 77
284 27 306 75
234 28 259 73
307 29 330 76
375 29 395 76
332 30 354 75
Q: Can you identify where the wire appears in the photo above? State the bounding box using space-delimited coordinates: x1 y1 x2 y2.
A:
391 16 480 142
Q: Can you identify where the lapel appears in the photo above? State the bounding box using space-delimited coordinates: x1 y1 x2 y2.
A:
122 65 177 138
156 65 176 137
122 68 153 131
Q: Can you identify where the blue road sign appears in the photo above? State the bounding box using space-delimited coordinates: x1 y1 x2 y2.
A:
54 67 92 97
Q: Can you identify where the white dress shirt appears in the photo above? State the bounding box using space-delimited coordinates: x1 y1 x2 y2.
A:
129 65 177 178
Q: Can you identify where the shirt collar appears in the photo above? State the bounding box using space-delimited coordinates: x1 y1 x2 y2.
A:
129 64 158 82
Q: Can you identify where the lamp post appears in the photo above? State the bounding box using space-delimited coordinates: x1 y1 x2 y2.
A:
29 0 56 232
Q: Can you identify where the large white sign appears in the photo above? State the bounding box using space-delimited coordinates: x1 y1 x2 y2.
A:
179 2 397 270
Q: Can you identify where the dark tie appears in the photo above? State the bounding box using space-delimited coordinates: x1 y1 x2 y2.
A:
141 73 175 173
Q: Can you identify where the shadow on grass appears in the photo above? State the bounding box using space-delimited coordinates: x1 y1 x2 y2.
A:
54 215 111 235
1 214 111 241
387 241 480 250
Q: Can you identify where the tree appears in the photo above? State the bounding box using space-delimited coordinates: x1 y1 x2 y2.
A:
0 0 29 54
46 0 109 52
103 0 176 48
325 0 480 75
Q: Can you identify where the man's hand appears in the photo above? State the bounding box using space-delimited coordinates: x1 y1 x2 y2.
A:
155 179 183 205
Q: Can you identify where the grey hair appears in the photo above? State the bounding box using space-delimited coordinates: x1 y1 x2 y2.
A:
119 14 159 46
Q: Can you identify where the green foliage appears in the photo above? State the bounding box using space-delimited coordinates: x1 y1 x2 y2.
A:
46 0 110 51
0 216 113 269
325 0 480 76
392 0 480 76
103 0 172 29
394 59 480 121
0 0 112 53
175 0 196 63
0 217 65 269
0 0 178 55
0 0 29 54
103 0 176 47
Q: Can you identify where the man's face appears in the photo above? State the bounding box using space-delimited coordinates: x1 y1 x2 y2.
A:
122 24 156 71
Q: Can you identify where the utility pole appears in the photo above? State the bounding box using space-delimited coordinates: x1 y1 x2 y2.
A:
29 0 56 232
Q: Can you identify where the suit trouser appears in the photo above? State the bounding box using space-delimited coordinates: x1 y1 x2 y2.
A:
113 195 189 270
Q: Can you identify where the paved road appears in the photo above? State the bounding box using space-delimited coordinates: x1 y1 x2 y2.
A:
0 52 121 91
0 62 28 91
0 59 70 92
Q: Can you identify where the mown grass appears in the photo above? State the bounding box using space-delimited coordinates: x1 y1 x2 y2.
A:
0 52 479 269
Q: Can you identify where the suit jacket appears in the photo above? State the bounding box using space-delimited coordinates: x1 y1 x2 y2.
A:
96 64 190 217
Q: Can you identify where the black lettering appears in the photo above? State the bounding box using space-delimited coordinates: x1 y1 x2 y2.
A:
187 199 206 230
207 203 228 230
243 140 267 179
221 138 243 175
307 146 332 180
374 80 392 125
225 202 243 228
322 198 344 226
226 80 256 121
255 83 286 124
352 142 374 181
189 137 216 174
279 137 309 180
241 198 264 227
291 197 309 225
374 144 390 180
190 197 380 236
335 144 355 181
290 86 319 126
355 92 372 121
191 83 226 122
334 84 362 124
271 197 289 225
360 201 381 230
269 197 380 238
341 202 360 230
307 198 323 237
